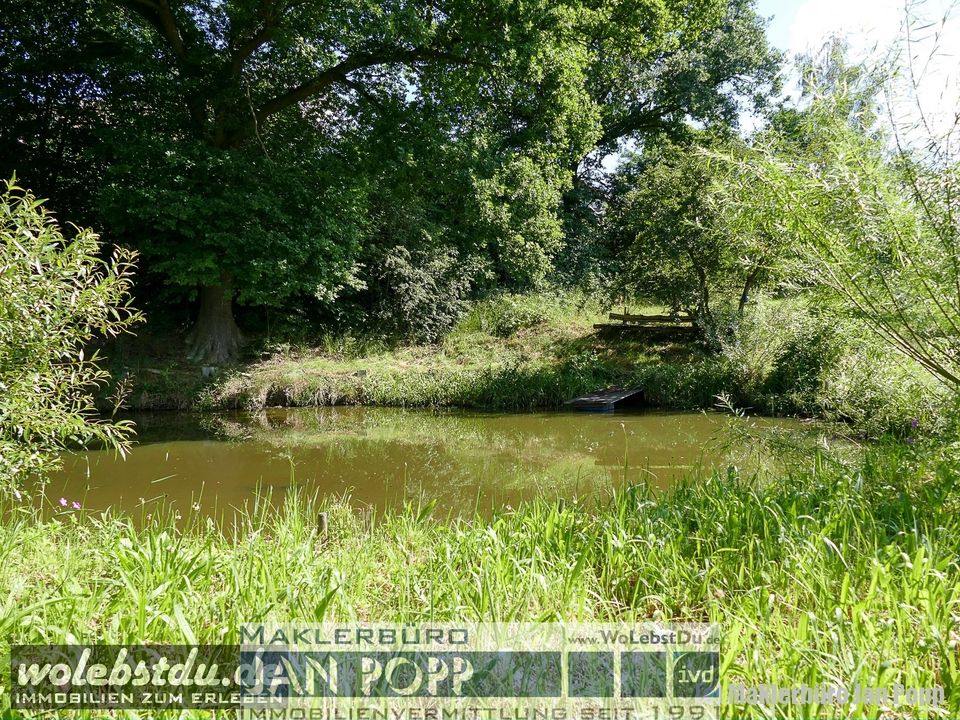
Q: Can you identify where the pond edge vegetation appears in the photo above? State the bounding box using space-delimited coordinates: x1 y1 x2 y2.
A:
4 439 958 716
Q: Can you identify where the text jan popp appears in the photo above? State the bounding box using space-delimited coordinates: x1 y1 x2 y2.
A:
727 682 944 708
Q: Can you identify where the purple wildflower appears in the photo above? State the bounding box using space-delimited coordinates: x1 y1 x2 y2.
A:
72 501 81 510
59 497 67 507
911 418 919 429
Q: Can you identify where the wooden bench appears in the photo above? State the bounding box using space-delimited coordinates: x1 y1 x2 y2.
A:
594 311 696 333
606 312 693 325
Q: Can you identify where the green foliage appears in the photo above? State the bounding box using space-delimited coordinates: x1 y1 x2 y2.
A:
369 245 478 343
718 298 943 434
100 139 367 307
558 0 781 285
0 179 141 485
822 353 943 438
606 140 718 318
0 0 105 225
0 0 783 349
336 110 575 341
473 156 569 288
720 46 960 390
582 0 780 153
719 299 842 409
618 296 942 435
456 293 570 338
604 138 779 328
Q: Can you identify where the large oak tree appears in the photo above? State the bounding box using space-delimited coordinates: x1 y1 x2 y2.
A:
1 0 780 361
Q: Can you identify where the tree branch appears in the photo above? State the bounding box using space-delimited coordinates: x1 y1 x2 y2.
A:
229 0 284 76
597 103 683 149
116 0 207 129
224 45 476 146
118 0 187 62
230 24 277 75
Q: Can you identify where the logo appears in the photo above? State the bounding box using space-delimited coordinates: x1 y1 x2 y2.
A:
11 623 720 717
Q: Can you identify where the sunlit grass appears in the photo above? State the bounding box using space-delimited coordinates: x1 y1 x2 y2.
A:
2 439 958 718
200 293 630 411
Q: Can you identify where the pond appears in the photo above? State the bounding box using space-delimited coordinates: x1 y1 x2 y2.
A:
46 407 788 519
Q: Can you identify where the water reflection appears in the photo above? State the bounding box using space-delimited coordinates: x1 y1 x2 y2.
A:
47 407 772 518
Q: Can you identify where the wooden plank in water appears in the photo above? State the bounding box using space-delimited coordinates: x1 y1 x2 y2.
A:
565 387 645 412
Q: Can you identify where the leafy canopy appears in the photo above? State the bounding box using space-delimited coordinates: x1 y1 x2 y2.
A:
0 0 784 351
604 136 780 326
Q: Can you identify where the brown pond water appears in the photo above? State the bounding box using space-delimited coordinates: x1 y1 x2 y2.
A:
44 407 789 519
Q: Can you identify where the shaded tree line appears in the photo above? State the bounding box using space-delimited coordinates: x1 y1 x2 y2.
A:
0 0 779 361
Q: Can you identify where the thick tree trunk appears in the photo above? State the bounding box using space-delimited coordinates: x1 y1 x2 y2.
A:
738 268 761 316
697 282 711 327
186 275 243 363
689 254 711 329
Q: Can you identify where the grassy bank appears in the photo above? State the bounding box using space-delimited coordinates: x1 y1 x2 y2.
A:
111 293 943 437
110 293 627 411
4 440 957 717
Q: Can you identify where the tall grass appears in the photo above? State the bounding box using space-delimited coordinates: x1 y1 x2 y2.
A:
3 440 958 717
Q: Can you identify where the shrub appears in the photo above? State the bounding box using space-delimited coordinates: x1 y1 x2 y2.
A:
720 298 843 414
456 293 578 338
718 297 944 435
0 178 141 486
367 245 480 343
818 346 946 438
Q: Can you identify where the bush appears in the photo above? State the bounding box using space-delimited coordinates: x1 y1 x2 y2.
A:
719 298 842 414
718 297 944 435
367 245 480 343
456 293 577 338
0 178 140 486
819 346 945 438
